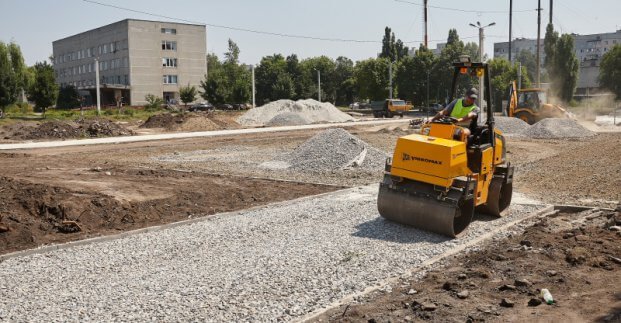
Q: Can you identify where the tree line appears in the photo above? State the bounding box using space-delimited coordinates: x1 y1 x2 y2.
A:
201 28 533 109
4 25 621 114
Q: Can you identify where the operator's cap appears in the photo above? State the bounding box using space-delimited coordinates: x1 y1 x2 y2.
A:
466 88 478 100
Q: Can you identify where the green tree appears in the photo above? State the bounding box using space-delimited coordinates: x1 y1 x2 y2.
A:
27 62 58 115
543 23 558 81
200 40 251 105
144 94 164 111
515 49 537 84
300 56 337 102
553 34 579 101
56 85 81 109
179 84 197 107
200 53 227 104
354 57 390 101
334 56 356 105
380 27 409 62
0 41 28 111
488 57 531 111
224 39 240 64
599 44 621 98
395 45 437 106
255 54 293 104
431 29 475 101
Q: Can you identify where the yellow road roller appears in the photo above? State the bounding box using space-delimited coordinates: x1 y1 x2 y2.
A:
378 57 514 237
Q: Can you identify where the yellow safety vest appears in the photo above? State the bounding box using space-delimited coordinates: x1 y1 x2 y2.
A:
450 99 478 126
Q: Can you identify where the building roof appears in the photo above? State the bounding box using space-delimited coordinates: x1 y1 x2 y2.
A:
53 18 205 44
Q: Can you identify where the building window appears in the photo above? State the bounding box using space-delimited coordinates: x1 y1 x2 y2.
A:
161 28 177 34
162 58 178 67
161 41 177 51
163 75 178 84
103 44 108 54
123 75 129 85
122 57 129 68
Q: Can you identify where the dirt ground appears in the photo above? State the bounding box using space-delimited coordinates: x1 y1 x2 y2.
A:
0 111 243 142
0 121 620 319
314 208 621 322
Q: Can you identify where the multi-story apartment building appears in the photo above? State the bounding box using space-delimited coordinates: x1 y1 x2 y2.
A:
52 19 206 106
493 30 621 94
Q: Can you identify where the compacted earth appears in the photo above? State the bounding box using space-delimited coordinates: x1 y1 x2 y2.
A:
314 209 621 322
0 122 619 321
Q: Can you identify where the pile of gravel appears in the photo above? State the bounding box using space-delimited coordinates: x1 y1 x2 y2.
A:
521 118 595 139
238 99 354 127
265 112 311 127
493 116 531 135
262 128 388 172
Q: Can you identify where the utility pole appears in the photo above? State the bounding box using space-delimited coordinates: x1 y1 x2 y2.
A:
95 58 101 115
549 0 553 25
389 61 393 99
317 70 321 102
509 0 513 62
424 0 429 48
470 21 495 121
251 65 255 108
536 0 542 87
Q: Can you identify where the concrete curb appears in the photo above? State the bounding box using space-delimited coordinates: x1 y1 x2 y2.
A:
0 119 410 151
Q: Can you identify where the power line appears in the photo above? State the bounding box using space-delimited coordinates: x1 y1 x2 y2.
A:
394 0 536 14
82 0 483 45
82 0 466 45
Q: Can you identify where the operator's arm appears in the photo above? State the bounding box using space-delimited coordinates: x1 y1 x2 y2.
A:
456 106 480 123
431 100 457 121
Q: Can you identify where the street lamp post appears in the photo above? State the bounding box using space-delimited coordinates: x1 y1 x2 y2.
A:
316 69 321 102
94 57 101 115
389 61 393 99
251 65 255 108
469 21 495 122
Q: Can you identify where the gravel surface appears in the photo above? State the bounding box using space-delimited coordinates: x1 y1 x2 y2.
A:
0 185 544 322
521 118 595 139
265 112 312 126
262 128 388 171
493 116 531 136
237 99 354 126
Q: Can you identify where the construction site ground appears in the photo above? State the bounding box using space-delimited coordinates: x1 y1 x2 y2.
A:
0 118 620 321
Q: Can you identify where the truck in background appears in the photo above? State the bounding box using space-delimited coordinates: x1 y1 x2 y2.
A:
370 99 412 118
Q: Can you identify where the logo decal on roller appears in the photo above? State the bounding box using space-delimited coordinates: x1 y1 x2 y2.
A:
402 153 442 165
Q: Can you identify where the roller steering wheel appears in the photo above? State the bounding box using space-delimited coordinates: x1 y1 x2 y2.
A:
435 115 459 124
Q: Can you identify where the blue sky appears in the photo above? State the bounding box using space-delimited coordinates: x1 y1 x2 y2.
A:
1 0 619 66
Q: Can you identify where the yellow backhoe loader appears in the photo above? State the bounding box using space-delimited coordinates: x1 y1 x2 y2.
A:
507 81 573 124
377 57 514 237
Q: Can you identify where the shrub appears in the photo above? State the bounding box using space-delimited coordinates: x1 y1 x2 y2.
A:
144 94 164 111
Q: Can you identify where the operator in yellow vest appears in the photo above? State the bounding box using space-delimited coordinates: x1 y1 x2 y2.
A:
431 88 480 136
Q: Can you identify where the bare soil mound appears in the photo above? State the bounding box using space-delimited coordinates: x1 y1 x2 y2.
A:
0 171 338 255
0 118 133 140
76 118 134 137
141 112 240 131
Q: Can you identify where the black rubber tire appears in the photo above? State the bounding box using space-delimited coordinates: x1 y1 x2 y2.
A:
515 111 535 125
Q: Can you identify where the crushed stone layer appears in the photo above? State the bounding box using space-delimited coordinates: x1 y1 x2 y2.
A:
0 186 544 322
237 99 354 126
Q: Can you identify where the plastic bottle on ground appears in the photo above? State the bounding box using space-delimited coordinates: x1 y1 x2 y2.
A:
541 288 554 304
